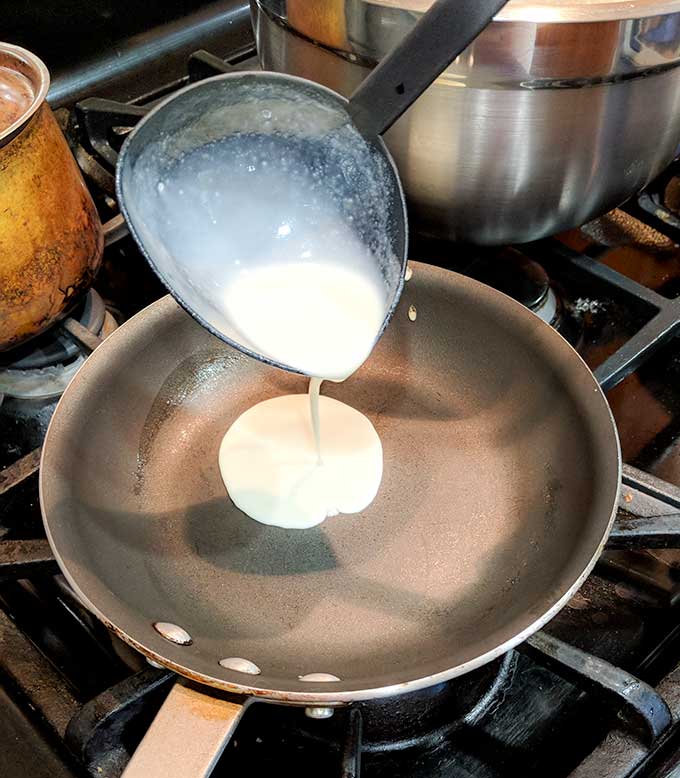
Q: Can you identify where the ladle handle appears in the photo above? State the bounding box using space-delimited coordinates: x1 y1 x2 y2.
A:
348 0 509 137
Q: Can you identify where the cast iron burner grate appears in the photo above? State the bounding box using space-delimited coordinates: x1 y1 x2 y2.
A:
4 44 680 778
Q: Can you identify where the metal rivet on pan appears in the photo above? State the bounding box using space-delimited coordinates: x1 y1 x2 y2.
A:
153 622 193 645
405 264 413 281
305 707 335 719
146 657 164 669
298 673 341 682
218 657 261 675
408 304 417 322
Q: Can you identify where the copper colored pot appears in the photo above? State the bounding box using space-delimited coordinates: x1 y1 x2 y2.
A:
0 43 102 352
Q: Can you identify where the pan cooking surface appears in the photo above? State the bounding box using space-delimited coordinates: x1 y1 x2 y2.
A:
40 264 620 701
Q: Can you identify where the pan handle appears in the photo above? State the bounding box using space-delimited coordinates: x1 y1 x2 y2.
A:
121 681 251 778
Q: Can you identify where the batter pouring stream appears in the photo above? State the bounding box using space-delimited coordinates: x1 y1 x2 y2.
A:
217 257 386 529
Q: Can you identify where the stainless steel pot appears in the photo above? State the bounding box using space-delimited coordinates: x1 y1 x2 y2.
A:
252 0 680 244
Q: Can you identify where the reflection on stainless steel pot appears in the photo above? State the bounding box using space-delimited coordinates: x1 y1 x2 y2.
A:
252 0 680 244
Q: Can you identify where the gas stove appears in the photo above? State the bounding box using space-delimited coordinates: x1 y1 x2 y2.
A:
4 6 680 778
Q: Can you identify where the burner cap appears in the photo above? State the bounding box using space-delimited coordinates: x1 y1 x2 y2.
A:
533 285 558 325
0 290 105 370
466 249 556 322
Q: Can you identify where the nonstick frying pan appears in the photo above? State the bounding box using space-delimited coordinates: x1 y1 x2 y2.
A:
40 263 621 777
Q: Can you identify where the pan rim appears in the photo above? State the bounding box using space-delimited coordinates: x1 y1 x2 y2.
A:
39 266 621 704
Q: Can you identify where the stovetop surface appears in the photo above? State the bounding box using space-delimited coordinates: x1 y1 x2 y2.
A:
3 12 680 778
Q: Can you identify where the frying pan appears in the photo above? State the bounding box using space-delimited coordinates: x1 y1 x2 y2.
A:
40 262 621 777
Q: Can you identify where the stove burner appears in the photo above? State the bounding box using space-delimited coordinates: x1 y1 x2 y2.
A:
0 289 105 371
460 248 587 348
534 285 558 324
465 249 558 323
0 290 117 400
297 654 516 753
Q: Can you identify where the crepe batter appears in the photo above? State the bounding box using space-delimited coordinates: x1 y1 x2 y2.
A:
218 386 383 529
218 261 385 529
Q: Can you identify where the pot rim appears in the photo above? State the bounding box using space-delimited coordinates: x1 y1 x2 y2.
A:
358 0 680 23
0 42 50 146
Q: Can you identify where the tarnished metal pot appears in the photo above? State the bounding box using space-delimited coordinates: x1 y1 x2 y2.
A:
0 43 102 351
252 0 680 244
